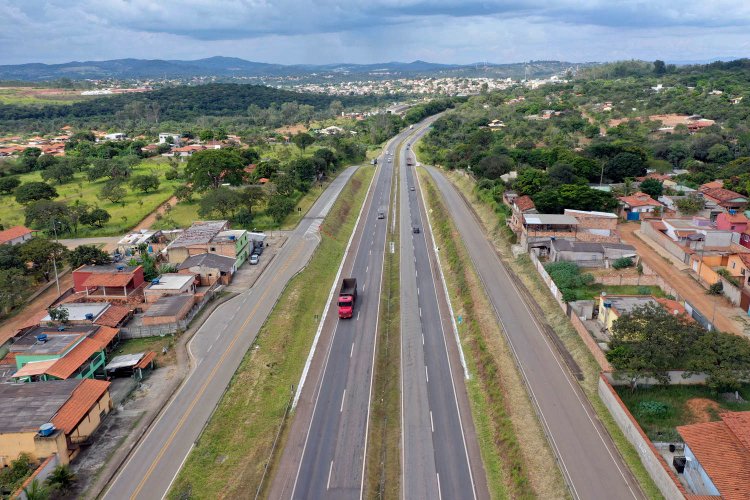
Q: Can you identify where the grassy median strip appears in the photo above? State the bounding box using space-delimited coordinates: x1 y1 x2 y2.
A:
365 163 401 499
167 166 374 500
444 170 662 499
418 168 568 499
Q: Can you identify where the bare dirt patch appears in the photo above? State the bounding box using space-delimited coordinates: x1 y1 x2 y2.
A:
685 398 721 423
274 124 308 135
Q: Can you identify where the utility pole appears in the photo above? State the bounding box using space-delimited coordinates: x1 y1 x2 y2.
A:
50 219 61 296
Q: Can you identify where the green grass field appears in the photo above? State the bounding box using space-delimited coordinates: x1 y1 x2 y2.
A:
0 87 92 106
0 160 183 237
167 166 374 499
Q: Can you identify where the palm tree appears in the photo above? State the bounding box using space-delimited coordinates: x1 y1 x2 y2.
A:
23 479 50 500
45 464 76 495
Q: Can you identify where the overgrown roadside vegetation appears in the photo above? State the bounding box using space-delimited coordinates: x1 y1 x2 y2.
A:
365 162 400 499
167 166 375 499
444 170 662 499
417 168 566 499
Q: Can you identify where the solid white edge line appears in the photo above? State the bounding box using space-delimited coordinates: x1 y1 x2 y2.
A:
327 460 334 490
161 443 195 500
340 389 346 412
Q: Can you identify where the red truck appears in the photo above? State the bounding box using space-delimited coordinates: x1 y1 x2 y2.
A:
338 278 358 319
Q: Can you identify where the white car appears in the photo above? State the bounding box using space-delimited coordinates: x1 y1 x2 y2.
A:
250 254 260 265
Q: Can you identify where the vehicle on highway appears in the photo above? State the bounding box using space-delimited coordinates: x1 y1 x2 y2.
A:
377 211 385 219
249 254 259 265
371 158 378 165
412 227 420 234
338 278 358 319
406 158 415 166
410 186 415 191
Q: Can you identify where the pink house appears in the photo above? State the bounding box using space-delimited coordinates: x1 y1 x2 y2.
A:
716 212 749 233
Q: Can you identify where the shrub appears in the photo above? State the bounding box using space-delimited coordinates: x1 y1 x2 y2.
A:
612 257 634 270
544 261 594 302
708 281 723 295
636 401 670 418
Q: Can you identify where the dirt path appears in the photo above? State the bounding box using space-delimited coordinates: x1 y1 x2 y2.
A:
132 196 178 231
619 223 746 336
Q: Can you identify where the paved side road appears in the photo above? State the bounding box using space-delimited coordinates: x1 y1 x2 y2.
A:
102 166 359 500
425 166 645 500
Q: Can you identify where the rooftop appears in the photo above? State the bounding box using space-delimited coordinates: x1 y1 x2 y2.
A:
44 337 104 379
94 304 131 327
41 302 108 323
75 263 138 274
167 220 228 248
51 379 110 434
117 229 162 246
523 214 579 226
677 411 750 500
212 229 247 243
551 240 635 254
564 209 618 219
177 253 236 272
0 379 82 434
147 273 195 291
10 332 85 356
143 294 194 318
702 187 747 203
105 352 148 371
602 295 657 315
0 226 34 244
619 192 662 208
514 195 536 212
82 272 137 288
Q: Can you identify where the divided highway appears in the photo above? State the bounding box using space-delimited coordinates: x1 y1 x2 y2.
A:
102 167 360 500
421 160 645 499
400 142 484 499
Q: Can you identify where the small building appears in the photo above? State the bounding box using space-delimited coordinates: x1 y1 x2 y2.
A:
520 213 579 249
143 273 197 304
158 133 181 145
142 295 194 326
716 211 750 232
102 133 126 141
104 351 156 380
0 226 35 246
508 195 537 233
169 144 206 159
676 411 750 499
563 209 619 243
166 221 250 267
549 240 636 266
177 253 236 286
618 192 662 220
598 295 687 331
701 187 748 213
0 379 112 465
41 302 131 328
117 229 166 257
72 264 145 298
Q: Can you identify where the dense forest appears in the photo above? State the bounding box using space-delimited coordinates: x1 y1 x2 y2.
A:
419 59 750 214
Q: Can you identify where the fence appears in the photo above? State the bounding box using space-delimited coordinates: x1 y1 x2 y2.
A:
591 260 680 298
640 220 689 263
13 454 60 500
598 375 687 500
119 286 221 339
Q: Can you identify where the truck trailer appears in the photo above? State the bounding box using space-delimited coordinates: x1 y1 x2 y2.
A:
338 278 358 319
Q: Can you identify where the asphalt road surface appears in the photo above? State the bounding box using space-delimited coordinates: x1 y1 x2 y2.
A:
422 164 645 500
400 142 482 499
102 166 360 500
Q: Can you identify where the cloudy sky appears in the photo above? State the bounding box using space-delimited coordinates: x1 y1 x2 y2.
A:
1 0 749 65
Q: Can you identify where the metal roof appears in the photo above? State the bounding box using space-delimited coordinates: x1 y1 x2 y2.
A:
105 352 146 371
177 253 236 272
0 379 81 433
167 220 228 248
143 294 194 318
524 214 579 225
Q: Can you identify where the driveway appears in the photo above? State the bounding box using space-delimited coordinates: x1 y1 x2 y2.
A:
619 223 749 336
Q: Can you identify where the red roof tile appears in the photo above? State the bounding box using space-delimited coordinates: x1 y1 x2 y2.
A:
618 192 661 208
135 351 156 369
82 273 135 288
90 326 120 349
514 195 536 212
94 305 130 328
678 412 750 500
702 187 747 203
52 379 110 433
0 226 34 244
45 338 103 379
700 180 724 191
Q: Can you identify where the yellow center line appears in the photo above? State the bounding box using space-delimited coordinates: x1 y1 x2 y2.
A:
130 242 306 499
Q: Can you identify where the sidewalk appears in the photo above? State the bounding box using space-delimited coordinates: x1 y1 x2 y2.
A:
619 223 750 337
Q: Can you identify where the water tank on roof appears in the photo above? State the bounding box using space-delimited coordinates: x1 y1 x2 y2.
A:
116 265 125 271
36 334 48 343
38 423 55 437
603 301 612 309
57 326 65 332
229 235 236 241
85 313 95 320
151 278 160 285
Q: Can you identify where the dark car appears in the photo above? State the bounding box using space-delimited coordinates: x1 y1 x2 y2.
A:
412 227 420 234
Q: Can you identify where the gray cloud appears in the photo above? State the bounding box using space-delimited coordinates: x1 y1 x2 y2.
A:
0 1 748 65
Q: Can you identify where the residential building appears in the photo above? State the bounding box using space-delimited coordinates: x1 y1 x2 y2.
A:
676 411 750 499
40 301 131 328
104 351 156 380
158 133 181 145
520 213 579 249
563 209 620 243
0 379 112 465
549 240 636 266
658 218 733 249
72 264 145 298
165 221 251 267
169 144 206 159
102 133 126 141
618 192 662 220
0 226 35 246
10 325 119 382
716 211 750 232
177 253 237 285
508 195 537 233
597 295 687 331
143 273 197 304
700 187 748 214
142 295 194 326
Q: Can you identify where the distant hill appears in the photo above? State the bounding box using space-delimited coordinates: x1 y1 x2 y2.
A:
0 57 589 81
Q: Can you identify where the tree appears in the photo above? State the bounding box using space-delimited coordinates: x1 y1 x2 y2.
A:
292 132 315 151
0 176 21 195
35 154 57 171
675 194 705 215
240 185 267 216
604 152 647 182
101 180 127 204
639 178 663 198
173 185 194 202
80 208 111 228
653 59 667 76
19 148 42 172
514 168 550 195
15 182 58 204
24 200 71 233
87 158 109 182
68 245 112 268
475 155 514 179
47 306 69 324
46 464 77 496
288 157 317 182
686 330 750 391
313 148 337 171
0 269 29 314
266 195 295 223
19 238 68 282
198 187 243 218
0 245 23 270
185 149 246 190
707 143 732 164
41 162 75 184
23 479 50 500
129 174 160 193
548 162 579 185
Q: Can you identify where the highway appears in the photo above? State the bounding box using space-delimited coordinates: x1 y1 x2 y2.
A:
400 140 484 499
421 161 646 500
102 166 360 500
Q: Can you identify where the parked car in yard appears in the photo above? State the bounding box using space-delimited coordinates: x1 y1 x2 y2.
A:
250 254 260 265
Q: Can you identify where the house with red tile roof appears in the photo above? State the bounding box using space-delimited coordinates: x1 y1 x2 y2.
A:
72 264 145 298
0 379 112 465
676 411 750 499
701 187 748 213
509 195 537 232
716 211 750 232
618 192 663 220
0 226 35 245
